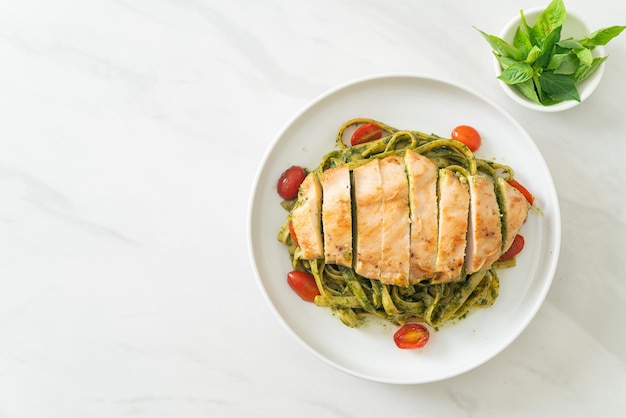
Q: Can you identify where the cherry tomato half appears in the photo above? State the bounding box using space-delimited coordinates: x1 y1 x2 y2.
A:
393 323 430 349
508 179 534 205
277 166 306 200
287 271 320 302
351 123 383 146
499 234 525 261
451 125 481 152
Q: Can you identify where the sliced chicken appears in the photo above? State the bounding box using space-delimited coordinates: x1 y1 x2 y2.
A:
290 172 324 259
498 178 531 253
405 149 439 283
353 159 383 279
433 169 470 283
320 165 353 268
465 175 502 274
379 156 411 287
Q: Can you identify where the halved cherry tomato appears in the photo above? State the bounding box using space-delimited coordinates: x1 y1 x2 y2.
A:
288 221 299 246
351 123 383 146
499 234 525 261
451 125 481 152
508 179 534 205
287 271 320 302
393 323 430 349
277 166 306 200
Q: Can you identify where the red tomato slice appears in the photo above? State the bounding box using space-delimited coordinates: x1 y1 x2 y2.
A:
451 125 481 152
287 271 320 302
508 179 534 205
350 123 383 146
499 234 525 261
393 323 430 349
277 166 306 200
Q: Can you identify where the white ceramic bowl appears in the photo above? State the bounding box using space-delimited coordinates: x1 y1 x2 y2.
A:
494 7 605 112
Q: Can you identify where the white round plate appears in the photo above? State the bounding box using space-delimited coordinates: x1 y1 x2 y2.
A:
247 74 561 384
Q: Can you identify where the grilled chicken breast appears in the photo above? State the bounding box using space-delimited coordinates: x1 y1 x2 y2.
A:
379 156 411 286
498 178 531 253
405 149 439 282
290 172 324 260
433 169 470 283
320 165 353 268
353 159 383 279
291 150 531 287
465 175 502 274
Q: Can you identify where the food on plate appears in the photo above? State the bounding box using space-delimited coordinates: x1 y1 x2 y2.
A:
393 323 430 349
277 118 533 348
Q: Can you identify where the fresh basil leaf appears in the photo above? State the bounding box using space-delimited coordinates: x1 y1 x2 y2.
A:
525 45 543 64
575 48 593 67
574 56 608 82
556 38 584 49
539 71 580 101
520 10 542 46
498 62 535 85
582 26 626 47
534 0 567 37
535 25 562 68
514 26 532 57
475 28 522 60
494 52 518 70
553 53 579 74
547 53 567 70
514 79 541 104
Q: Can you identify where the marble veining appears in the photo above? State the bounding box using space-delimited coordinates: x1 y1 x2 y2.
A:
0 0 625 417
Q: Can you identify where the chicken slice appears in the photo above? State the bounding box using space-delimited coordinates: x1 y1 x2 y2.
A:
433 169 470 283
404 149 439 283
320 165 352 268
465 175 502 273
290 172 324 260
498 178 531 253
379 156 411 287
353 159 383 280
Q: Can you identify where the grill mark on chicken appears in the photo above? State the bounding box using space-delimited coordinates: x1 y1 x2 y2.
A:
379 156 411 286
290 172 324 260
320 165 353 268
498 178 531 253
465 175 502 274
433 169 470 284
353 159 383 279
405 149 439 283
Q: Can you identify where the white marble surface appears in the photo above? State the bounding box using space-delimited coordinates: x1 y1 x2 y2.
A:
0 0 624 416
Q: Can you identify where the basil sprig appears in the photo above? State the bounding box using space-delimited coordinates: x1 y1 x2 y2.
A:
476 0 625 106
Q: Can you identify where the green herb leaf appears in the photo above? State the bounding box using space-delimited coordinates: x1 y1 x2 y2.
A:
582 26 626 47
514 79 541 104
498 62 535 85
575 47 593 67
535 25 562 68
514 26 532 57
556 38 584 49
547 53 567 70
534 0 567 38
539 71 580 101
475 28 522 60
574 56 608 82
524 45 543 64
494 52 518 70
548 53 579 74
